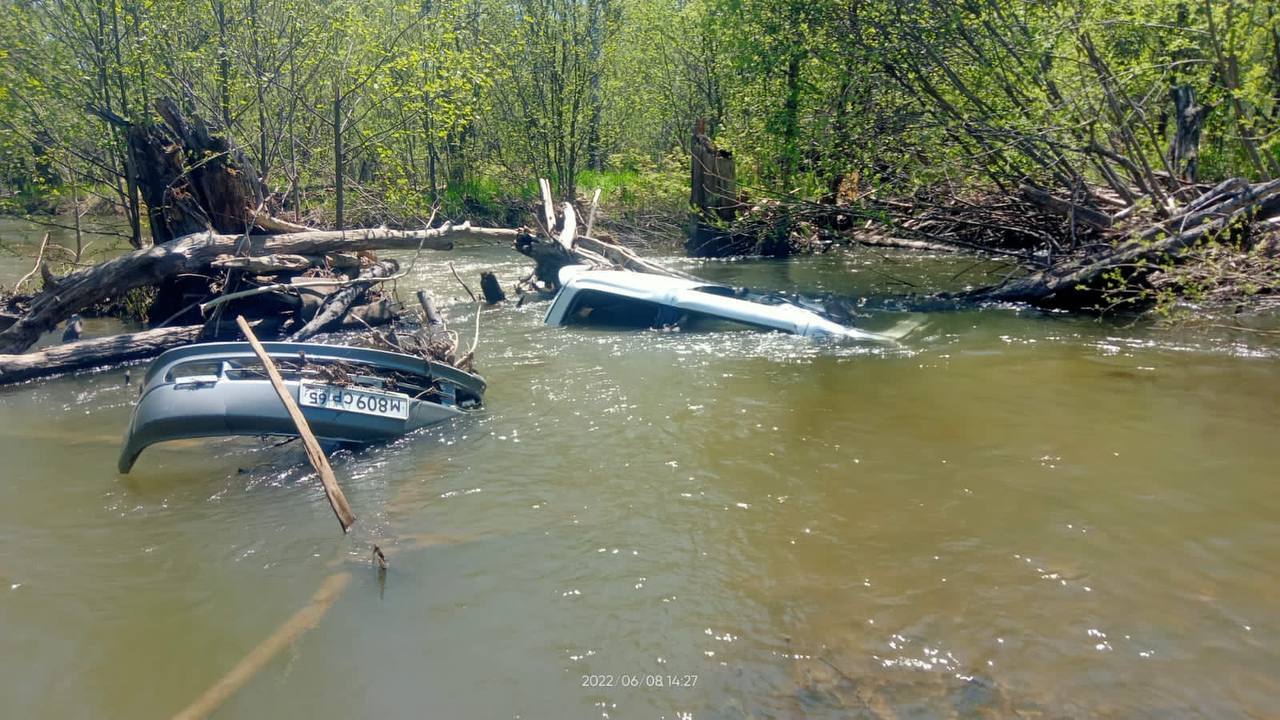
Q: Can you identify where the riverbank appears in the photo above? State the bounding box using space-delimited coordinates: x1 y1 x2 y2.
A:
6 165 1280 327
704 181 1280 320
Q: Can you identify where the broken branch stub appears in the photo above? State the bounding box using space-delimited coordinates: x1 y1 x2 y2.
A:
480 272 506 304
558 202 578 250
539 178 557 233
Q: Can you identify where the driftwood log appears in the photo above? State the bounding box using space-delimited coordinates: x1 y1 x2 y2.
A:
287 260 398 342
416 290 446 332
211 253 362 274
1018 184 1113 230
0 325 203 383
407 290 461 366
0 300 399 385
0 223 516 355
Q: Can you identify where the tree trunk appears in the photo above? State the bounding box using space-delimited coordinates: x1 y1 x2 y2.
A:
688 120 741 257
108 98 266 244
0 325 203 384
214 0 232 130
586 0 605 172
779 51 802 185
690 122 737 223
1169 85 1207 183
333 80 345 231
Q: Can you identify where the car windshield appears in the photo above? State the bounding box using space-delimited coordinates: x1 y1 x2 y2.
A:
564 289 771 332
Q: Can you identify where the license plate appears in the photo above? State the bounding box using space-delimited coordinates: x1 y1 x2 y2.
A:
298 381 410 420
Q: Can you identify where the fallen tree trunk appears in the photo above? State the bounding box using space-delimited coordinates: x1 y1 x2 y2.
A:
1019 183 1113 230
0 222 516 355
250 211 313 234
210 253 361 274
956 178 1280 306
334 299 398 330
1136 178 1280 242
0 325 202 383
0 297 399 385
848 232 961 253
287 260 398 341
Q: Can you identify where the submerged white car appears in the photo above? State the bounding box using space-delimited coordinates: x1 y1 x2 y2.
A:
544 266 903 342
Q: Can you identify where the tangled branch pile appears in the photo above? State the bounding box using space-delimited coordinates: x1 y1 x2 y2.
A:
0 101 518 384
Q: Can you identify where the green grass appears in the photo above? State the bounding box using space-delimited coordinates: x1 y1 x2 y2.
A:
577 168 641 195
435 174 540 225
578 157 687 214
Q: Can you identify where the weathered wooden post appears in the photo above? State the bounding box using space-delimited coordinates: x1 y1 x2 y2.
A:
688 119 739 257
1169 85 1207 184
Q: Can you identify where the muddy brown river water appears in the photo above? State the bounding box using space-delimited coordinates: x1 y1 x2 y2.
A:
1 218 1278 718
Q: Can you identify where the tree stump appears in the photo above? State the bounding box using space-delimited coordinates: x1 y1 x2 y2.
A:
122 98 267 244
479 271 506 304
688 120 742 258
1169 86 1207 184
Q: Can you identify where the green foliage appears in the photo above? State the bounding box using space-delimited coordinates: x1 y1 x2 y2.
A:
1 0 1278 229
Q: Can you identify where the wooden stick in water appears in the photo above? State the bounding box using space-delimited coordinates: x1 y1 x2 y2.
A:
170 572 352 720
235 315 356 531
448 261 478 302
